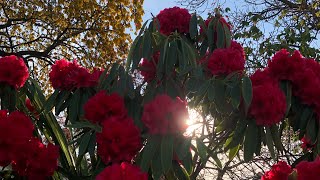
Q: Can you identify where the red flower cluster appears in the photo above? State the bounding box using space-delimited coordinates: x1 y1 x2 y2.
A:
156 6 191 36
200 16 231 34
49 59 102 90
207 41 245 76
97 117 142 163
261 161 292 180
140 52 160 82
267 49 320 119
12 138 59 180
249 70 287 126
296 157 320 180
96 162 148 180
84 91 127 124
0 110 58 179
142 94 188 135
0 55 29 89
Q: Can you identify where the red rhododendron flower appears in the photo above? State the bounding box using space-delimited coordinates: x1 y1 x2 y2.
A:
156 7 191 36
296 157 320 180
12 137 59 180
96 162 148 180
84 91 127 124
49 59 100 90
249 71 286 126
0 110 34 166
267 49 304 81
0 55 29 89
200 17 232 34
207 41 245 76
96 117 142 163
142 94 188 135
140 52 160 82
250 69 276 86
261 161 292 180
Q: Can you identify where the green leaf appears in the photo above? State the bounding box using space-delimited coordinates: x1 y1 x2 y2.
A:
68 89 80 123
44 90 60 111
230 83 241 109
66 121 102 132
212 153 222 169
207 84 215 102
265 127 276 160
223 23 232 48
140 136 161 172
207 18 217 52
229 144 240 161
189 13 198 39
196 138 207 161
176 138 191 161
142 30 152 59
216 21 225 48
172 161 190 180
78 132 91 157
55 91 71 115
306 117 318 143
270 125 284 152
166 41 178 74
242 76 253 115
182 150 193 175
87 133 96 156
285 81 292 116
161 135 174 172
225 120 247 150
243 121 258 162
152 150 163 180
213 79 226 110
299 107 313 131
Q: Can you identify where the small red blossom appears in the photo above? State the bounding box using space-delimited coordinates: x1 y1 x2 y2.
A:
84 91 127 124
300 136 315 151
0 110 34 166
142 94 188 135
249 71 286 126
207 41 245 76
96 117 142 164
96 162 148 180
296 157 320 180
261 161 292 180
12 137 59 180
25 98 40 119
140 52 160 82
156 7 191 36
0 55 29 89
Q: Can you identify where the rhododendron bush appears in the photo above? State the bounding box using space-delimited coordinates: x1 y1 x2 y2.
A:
1 6 320 180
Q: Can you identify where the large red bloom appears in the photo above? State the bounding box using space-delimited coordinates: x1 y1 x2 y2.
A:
261 161 292 180
0 110 34 166
96 162 148 180
200 17 232 37
142 94 188 135
49 59 100 90
96 117 142 164
156 7 191 36
84 91 127 124
12 137 59 180
207 41 245 76
249 71 286 126
140 52 160 82
0 55 29 89
296 157 320 180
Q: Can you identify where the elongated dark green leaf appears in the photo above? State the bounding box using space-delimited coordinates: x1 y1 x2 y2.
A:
88 133 96 156
216 21 225 48
176 138 191 160
285 81 292 115
229 144 240 161
196 138 207 161
207 84 215 102
200 39 208 57
212 153 222 169
140 136 161 172
225 120 247 150
173 161 190 180
214 79 226 110
44 90 59 111
66 121 102 132
182 150 193 175
265 127 276 160
244 121 258 162
132 37 143 71
207 18 217 52
270 125 284 152
54 91 71 115
166 41 178 74
152 150 163 180
242 76 253 115
255 127 262 156
189 13 198 39
306 117 318 143
78 132 91 156
223 23 231 48
142 30 152 58
161 135 174 172
230 83 241 109
299 107 313 131
68 89 80 123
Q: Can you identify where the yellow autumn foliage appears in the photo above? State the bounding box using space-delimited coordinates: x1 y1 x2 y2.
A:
0 0 144 90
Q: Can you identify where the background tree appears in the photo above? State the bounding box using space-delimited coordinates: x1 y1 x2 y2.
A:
0 0 144 91
177 0 320 69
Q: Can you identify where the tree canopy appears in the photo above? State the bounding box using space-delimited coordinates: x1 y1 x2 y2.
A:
0 0 144 91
